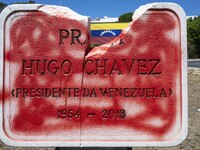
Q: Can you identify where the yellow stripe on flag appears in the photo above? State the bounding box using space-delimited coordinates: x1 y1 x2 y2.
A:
91 23 129 30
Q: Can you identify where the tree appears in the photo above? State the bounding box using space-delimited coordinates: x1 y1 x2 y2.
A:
187 16 200 58
12 0 35 4
28 0 35 3
1 1 36 12
0 2 7 12
118 12 133 22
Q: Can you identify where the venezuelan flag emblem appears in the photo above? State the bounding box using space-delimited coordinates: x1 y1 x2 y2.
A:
91 22 128 45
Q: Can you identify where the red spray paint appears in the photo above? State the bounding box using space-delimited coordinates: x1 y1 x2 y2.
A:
2 9 182 142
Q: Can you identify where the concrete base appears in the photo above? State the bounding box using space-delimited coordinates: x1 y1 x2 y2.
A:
55 147 132 150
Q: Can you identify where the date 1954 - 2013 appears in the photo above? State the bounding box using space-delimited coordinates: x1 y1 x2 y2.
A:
57 109 126 119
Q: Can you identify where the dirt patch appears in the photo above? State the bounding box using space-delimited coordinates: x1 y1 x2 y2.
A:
1 74 200 150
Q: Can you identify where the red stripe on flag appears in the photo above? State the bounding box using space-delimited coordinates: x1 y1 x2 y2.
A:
91 37 116 45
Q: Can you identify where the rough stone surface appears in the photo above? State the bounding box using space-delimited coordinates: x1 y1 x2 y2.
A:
0 3 187 147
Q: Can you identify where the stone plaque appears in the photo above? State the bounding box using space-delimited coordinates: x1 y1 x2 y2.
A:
0 3 187 147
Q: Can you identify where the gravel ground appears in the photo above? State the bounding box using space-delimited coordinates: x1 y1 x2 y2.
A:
0 74 200 150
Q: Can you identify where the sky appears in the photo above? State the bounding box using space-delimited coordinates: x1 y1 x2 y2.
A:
1 0 200 19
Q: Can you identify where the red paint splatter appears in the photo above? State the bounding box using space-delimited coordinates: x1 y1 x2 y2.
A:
2 10 182 141
81 10 181 138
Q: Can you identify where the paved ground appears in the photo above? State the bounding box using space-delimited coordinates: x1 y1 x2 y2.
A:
188 59 200 68
0 74 200 150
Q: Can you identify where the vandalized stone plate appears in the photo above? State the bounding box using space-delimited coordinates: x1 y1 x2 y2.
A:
0 3 187 147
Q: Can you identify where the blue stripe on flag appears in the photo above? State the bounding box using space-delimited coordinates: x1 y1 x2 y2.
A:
91 30 122 37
